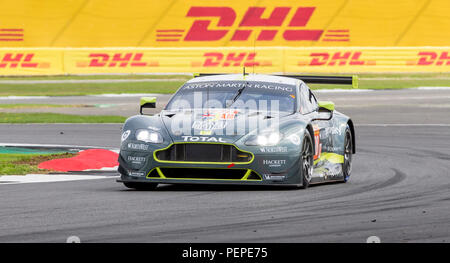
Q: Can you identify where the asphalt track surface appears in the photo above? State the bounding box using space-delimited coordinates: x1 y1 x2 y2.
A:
0 89 450 242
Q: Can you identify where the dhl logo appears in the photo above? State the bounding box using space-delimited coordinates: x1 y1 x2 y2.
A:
298 52 376 66
191 52 271 67
77 53 158 68
0 53 48 68
156 6 349 42
407 52 450 66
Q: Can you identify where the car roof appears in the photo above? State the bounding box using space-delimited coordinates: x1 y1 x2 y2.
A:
187 74 302 86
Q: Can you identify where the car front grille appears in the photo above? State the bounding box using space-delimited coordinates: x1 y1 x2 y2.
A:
154 143 253 163
147 167 261 180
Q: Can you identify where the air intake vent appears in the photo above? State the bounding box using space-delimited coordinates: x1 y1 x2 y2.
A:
155 143 252 163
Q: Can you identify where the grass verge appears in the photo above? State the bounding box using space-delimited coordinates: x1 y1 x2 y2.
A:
0 152 75 175
0 112 126 123
0 73 448 96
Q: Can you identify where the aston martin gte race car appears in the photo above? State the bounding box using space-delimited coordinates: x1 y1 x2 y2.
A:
117 74 356 190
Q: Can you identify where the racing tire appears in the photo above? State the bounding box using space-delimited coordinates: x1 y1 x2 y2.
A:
342 125 353 183
299 131 314 189
123 182 158 191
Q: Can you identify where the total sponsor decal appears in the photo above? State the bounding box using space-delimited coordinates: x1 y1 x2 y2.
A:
259 146 288 153
156 6 349 43
263 159 286 168
182 136 226 142
76 53 159 68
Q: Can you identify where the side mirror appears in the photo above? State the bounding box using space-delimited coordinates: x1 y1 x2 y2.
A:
318 101 335 111
140 97 156 115
314 101 335 121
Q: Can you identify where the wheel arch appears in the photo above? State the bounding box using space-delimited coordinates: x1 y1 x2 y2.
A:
305 123 315 154
347 119 356 154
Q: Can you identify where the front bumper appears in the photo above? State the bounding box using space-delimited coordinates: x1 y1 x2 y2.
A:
118 141 303 186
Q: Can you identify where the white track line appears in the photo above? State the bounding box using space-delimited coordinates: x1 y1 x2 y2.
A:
416 87 450 90
314 89 373 93
0 96 51 100
90 93 163 97
0 174 117 185
0 142 119 151
0 78 187 84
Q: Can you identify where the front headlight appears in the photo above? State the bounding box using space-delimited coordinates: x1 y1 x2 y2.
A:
245 131 283 146
135 129 163 144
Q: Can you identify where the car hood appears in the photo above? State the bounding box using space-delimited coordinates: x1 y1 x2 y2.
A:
160 109 292 144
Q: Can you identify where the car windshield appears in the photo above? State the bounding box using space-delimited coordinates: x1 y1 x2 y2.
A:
165 81 297 114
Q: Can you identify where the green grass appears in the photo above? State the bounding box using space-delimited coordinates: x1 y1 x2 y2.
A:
0 73 448 96
0 81 185 96
0 112 126 123
0 152 75 175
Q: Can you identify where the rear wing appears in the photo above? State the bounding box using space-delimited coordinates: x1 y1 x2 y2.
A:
193 73 358 89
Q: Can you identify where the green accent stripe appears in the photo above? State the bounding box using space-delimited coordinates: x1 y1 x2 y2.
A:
314 152 344 165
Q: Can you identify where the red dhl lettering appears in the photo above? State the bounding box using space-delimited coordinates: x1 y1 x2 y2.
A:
0 53 41 68
157 6 349 42
412 51 450 66
299 52 375 66
79 53 158 68
192 52 271 67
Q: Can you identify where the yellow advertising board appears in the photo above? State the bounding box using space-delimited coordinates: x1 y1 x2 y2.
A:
0 0 449 47
0 49 64 75
0 47 449 75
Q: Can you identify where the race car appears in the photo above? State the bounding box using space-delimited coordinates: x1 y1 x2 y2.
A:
117 73 356 190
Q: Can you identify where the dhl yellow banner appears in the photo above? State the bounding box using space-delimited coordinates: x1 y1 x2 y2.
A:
1 47 449 75
0 0 449 47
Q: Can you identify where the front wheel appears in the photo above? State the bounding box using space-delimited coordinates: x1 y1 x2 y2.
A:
342 125 353 182
123 182 158 191
299 131 314 189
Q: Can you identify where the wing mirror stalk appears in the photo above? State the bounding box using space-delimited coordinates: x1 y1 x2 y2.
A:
140 97 156 115
312 101 335 121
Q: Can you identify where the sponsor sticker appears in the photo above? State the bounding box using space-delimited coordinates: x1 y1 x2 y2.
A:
129 171 145 177
127 143 149 151
182 136 226 142
263 174 286 181
121 130 131 142
263 159 286 167
127 156 146 164
259 146 288 153
192 120 227 130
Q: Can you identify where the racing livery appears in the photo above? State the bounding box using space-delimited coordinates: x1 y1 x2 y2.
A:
117 74 356 190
